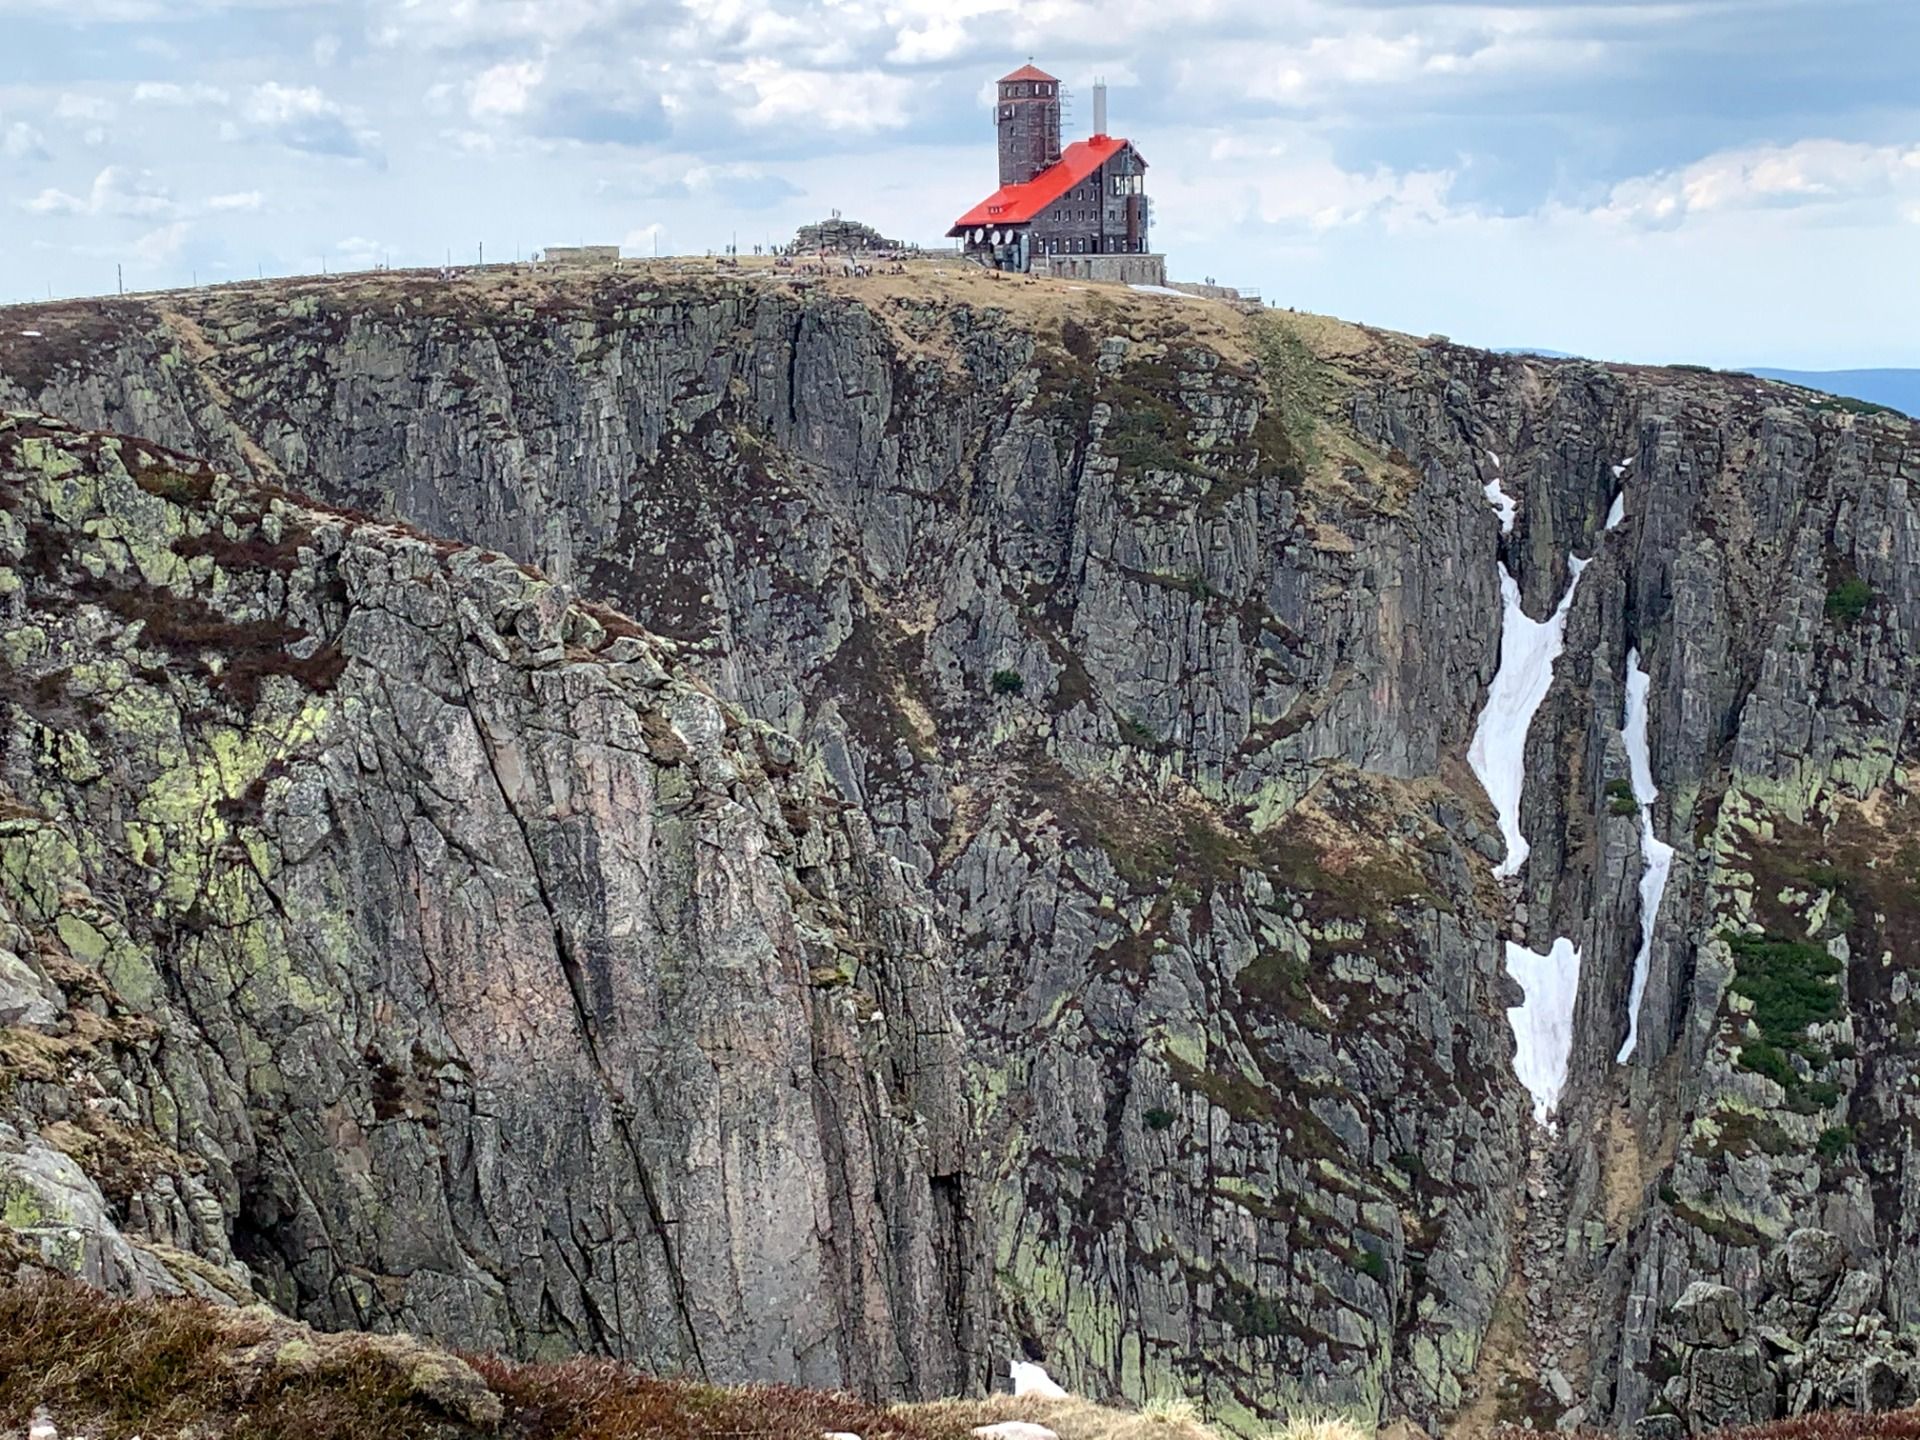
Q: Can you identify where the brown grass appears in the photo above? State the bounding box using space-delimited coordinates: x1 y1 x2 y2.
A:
474 1355 968 1440
0 1270 976 1440
1710 1412 1920 1440
0 1275 464 1440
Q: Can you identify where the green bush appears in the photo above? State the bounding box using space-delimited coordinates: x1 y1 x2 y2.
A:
1217 1286 1287 1339
1816 1125 1855 1159
1119 714 1159 748
1737 1040 1798 1090
990 669 1024 696
1725 930 1844 1047
1606 778 1639 816
1143 1107 1178 1132
1826 577 1872 625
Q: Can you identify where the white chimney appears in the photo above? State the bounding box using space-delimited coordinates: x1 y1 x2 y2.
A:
1092 80 1108 137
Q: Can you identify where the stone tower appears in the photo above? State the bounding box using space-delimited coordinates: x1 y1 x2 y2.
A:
996 63 1062 187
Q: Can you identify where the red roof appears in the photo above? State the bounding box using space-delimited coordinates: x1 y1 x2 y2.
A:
1000 64 1057 83
948 137 1132 233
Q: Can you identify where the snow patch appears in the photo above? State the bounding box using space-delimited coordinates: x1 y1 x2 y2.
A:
1128 284 1197 300
1605 492 1626 531
1011 1361 1067 1399
18 330 41 338
1482 454 1517 534
1616 647 1675 1063
1483 478 1516 534
1468 558 1588 879
1505 936 1583 1124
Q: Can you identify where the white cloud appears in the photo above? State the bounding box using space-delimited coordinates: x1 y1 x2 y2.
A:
720 60 909 132
1157 133 1460 236
469 60 546 119
3 119 50 160
22 165 176 218
236 82 380 159
24 187 85 215
1591 140 1920 228
133 81 231 105
132 220 189 264
54 93 116 123
207 189 264 211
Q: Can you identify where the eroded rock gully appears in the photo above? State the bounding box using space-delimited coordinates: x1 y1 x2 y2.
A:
0 270 1915 1436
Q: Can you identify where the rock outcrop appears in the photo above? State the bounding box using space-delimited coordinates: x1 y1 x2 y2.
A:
1 266 1916 1435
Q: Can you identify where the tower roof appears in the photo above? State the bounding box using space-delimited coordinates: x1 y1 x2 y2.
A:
1000 63 1058 84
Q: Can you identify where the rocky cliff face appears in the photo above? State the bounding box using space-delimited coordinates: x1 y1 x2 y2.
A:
0 411 981 1399
1 266 1915 1437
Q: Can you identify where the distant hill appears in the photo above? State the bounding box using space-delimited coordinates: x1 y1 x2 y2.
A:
1741 369 1919 418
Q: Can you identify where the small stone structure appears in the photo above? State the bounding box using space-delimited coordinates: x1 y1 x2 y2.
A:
541 245 621 268
792 216 902 253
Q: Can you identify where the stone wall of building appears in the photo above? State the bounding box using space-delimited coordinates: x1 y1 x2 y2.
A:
1030 251 1167 285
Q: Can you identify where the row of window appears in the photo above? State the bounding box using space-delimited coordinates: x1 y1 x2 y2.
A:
1002 83 1056 97
1035 237 1149 255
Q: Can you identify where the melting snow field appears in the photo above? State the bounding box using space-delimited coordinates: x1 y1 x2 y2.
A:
1128 284 1199 300
1505 937 1583 1124
1468 558 1588 879
1011 1361 1067 1398
1616 648 1676 1062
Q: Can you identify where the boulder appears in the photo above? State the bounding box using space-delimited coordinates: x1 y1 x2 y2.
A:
1672 1282 1750 1349
1685 1341 1775 1433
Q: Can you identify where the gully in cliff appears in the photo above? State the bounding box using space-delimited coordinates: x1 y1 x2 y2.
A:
1469 452 1590 1126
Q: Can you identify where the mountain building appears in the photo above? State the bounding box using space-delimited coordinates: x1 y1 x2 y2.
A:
948 64 1167 285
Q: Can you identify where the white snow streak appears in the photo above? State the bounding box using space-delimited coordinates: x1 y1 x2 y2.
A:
1483 451 1516 533
1505 936 1583 1124
1011 1361 1067 1399
1606 457 1633 530
1469 557 1588 880
1615 647 1675 1063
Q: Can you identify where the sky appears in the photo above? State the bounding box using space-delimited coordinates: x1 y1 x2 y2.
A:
1 0 1916 368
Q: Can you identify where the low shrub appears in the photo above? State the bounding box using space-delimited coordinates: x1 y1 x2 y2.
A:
1816 1125 1855 1160
1826 578 1872 625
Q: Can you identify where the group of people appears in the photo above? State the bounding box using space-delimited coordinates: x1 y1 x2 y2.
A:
768 250 910 278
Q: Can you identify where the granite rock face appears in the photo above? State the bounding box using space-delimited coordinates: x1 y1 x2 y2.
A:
0 413 982 1399
1 269 1917 1435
